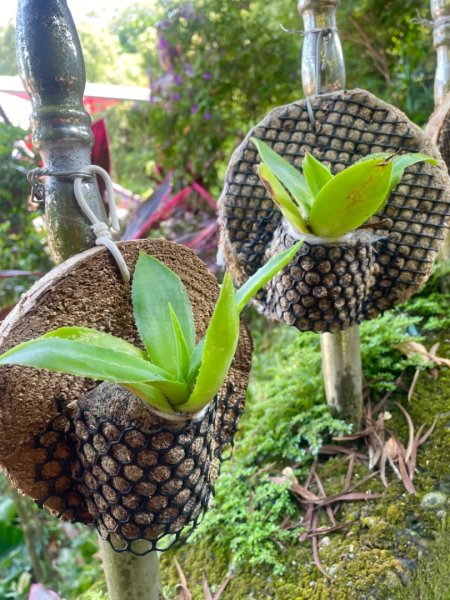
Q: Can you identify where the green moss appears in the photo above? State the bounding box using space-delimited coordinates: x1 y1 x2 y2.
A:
78 580 108 600
160 326 450 599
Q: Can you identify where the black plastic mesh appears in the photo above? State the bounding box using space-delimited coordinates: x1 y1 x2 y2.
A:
219 89 450 329
72 396 219 554
34 399 91 524
266 227 375 333
33 382 242 555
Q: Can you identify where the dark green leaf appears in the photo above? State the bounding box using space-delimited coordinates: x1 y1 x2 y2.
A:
0 499 16 525
0 522 23 558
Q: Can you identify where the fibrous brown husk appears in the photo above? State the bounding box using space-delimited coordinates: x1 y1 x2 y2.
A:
0 240 252 522
425 92 450 171
219 88 450 331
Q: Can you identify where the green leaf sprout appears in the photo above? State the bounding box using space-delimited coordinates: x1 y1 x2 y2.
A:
251 137 438 239
0 244 302 415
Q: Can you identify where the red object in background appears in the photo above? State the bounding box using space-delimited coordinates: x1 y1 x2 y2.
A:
91 118 111 199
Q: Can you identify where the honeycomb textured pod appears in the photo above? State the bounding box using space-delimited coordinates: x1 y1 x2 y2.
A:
0 240 252 531
265 226 376 334
71 383 224 553
219 88 450 331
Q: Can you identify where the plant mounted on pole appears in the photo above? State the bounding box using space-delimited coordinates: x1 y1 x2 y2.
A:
0 245 302 415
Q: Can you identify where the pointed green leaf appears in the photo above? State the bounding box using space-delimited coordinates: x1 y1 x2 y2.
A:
168 303 190 380
0 337 175 383
187 339 205 386
251 137 313 214
389 153 438 192
308 158 393 238
258 164 310 234
151 380 189 406
132 253 195 377
187 242 305 384
355 152 438 194
43 327 146 359
235 240 304 312
180 274 239 413
302 152 333 197
124 383 176 413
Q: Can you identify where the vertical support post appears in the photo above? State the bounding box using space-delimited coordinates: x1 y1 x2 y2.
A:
299 0 363 429
431 0 450 262
16 0 108 264
299 0 345 96
15 2 163 598
99 539 162 600
431 0 450 106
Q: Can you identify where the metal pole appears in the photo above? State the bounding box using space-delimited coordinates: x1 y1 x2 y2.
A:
15 2 162 598
298 0 363 429
431 0 450 262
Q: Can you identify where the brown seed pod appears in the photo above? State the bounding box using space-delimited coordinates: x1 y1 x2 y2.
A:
0 240 252 530
219 88 450 332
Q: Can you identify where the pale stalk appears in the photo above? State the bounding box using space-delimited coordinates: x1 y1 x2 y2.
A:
299 0 364 429
99 539 162 600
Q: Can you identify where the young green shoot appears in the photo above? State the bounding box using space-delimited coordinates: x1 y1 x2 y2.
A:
0 244 302 415
251 137 438 239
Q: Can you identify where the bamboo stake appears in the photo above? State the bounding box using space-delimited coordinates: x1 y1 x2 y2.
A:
15 1 162 597
298 0 363 430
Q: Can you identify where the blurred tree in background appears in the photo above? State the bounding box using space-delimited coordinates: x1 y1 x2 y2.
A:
0 123 51 309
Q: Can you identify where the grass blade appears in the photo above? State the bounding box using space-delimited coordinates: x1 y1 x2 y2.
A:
43 327 147 359
251 137 312 214
180 274 239 413
0 338 175 383
308 158 393 238
235 240 304 312
302 152 333 196
258 164 309 233
132 253 195 377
